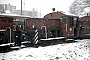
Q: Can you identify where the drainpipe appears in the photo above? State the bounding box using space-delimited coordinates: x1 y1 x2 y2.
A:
41 26 47 39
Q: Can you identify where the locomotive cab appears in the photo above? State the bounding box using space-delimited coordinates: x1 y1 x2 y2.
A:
60 15 79 39
0 14 30 46
0 16 13 44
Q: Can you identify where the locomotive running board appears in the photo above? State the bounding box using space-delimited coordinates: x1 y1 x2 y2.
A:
0 41 31 47
0 43 14 46
66 39 74 41
10 45 26 49
40 37 65 40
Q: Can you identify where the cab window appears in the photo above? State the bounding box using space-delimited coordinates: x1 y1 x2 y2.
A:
61 16 66 24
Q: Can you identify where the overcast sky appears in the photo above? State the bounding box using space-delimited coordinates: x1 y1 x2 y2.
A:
0 0 75 17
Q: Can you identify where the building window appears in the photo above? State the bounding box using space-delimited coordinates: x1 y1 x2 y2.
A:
8 20 13 23
61 16 66 24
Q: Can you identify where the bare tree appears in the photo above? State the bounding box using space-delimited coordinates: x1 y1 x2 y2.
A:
31 8 38 18
69 0 90 16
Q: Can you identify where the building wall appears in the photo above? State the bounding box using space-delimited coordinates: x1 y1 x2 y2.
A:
0 4 16 13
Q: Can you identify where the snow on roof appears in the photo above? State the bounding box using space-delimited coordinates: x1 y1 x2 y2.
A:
0 13 31 18
65 12 78 17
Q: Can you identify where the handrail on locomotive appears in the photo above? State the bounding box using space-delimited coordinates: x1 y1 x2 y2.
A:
6 27 11 43
41 26 47 39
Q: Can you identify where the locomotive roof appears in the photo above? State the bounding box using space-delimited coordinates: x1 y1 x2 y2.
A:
65 13 79 17
0 14 31 18
43 11 66 18
44 11 79 18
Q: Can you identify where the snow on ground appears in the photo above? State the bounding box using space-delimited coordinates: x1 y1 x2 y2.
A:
0 39 90 60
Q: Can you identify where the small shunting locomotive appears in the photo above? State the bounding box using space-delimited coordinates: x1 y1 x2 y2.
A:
0 12 90 46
